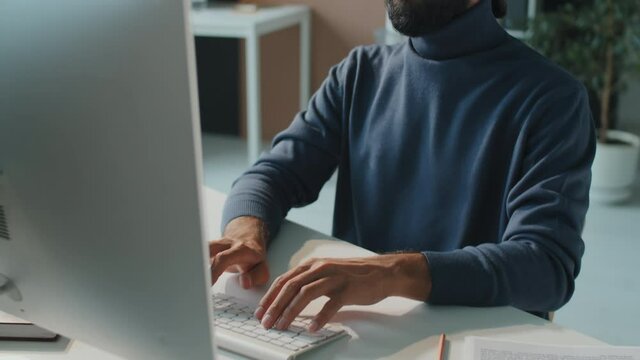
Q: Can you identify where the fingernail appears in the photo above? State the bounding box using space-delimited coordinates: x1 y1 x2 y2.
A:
308 320 320 333
275 317 286 330
261 314 273 328
254 306 265 319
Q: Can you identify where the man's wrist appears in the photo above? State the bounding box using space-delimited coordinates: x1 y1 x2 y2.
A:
381 253 432 301
223 216 268 249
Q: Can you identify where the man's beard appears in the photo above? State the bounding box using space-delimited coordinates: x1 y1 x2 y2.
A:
385 0 472 37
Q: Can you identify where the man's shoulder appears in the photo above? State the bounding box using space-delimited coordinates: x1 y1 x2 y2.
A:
355 42 405 59
505 38 585 96
502 39 592 135
336 42 406 71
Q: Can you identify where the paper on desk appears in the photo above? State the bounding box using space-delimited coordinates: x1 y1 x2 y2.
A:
466 336 640 360
0 311 30 324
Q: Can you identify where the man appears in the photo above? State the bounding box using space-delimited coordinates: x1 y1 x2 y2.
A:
209 0 596 333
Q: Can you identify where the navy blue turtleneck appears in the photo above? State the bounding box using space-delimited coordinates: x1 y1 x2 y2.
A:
222 0 596 315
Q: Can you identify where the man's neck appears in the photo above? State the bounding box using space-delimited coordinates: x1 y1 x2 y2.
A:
409 0 508 60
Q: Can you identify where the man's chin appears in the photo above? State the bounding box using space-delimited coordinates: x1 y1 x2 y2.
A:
384 0 472 37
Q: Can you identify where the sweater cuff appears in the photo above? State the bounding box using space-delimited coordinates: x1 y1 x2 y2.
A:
422 249 491 305
220 198 281 240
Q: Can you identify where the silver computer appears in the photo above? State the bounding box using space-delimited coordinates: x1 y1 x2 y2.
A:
0 1 216 359
0 1 347 359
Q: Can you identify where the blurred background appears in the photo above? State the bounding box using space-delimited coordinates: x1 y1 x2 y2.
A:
194 0 640 346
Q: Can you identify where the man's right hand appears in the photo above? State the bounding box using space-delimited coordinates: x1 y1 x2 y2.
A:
209 216 270 289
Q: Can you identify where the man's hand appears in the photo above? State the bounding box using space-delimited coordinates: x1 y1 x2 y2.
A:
209 216 269 289
254 253 431 332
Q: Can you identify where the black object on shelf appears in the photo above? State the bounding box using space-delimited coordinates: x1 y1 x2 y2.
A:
194 37 240 136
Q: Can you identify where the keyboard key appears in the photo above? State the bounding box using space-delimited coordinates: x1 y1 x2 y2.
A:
218 312 235 319
288 325 306 334
291 320 307 328
245 319 260 326
296 334 324 344
258 335 271 342
285 343 301 351
253 328 268 335
233 313 251 321
318 329 335 337
291 340 309 348
270 340 284 346
214 301 232 310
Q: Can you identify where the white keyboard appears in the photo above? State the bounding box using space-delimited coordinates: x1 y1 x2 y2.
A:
213 293 347 360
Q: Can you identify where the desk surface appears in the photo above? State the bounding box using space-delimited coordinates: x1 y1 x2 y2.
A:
0 187 605 359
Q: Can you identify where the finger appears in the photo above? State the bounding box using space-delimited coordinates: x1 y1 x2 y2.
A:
210 248 235 284
261 270 323 329
208 240 231 258
210 247 260 284
309 298 342 332
255 265 308 320
239 261 270 289
274 278 334 330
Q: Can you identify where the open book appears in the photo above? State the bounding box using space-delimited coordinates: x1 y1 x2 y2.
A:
466 336 640 360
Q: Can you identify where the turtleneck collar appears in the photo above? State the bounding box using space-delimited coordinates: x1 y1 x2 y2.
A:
409 0 508 61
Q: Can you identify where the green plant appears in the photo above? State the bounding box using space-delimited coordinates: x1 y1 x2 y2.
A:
529 0 640 143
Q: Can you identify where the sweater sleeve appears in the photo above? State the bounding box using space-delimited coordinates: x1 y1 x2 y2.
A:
220 52 352 238
424 85 596 312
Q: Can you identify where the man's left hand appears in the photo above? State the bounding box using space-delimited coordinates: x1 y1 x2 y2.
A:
254 253 431 332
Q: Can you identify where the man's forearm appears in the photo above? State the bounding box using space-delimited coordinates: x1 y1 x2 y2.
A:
222 218 433 304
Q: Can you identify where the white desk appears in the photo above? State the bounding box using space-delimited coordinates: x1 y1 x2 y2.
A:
191 4 312 164
0 188 607 359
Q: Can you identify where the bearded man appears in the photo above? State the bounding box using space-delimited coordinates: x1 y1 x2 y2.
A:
209 0 595 332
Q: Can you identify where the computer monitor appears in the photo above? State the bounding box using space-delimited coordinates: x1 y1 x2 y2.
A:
0 1 217 359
